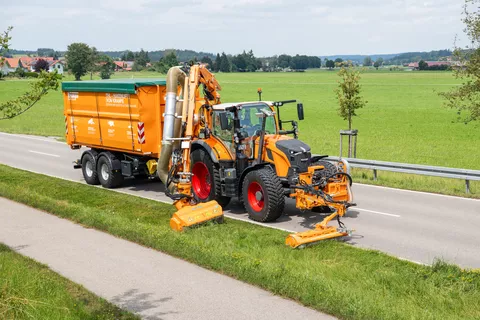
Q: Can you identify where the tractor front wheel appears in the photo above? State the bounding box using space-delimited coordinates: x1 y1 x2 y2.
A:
242 168 285 222
191 149 230 208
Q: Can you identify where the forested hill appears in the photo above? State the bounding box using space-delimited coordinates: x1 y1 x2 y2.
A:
385 50 452 64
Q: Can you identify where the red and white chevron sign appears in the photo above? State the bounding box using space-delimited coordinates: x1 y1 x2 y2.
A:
137 122 145 144
64 116 68 134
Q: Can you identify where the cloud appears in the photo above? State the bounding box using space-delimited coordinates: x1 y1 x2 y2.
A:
0 0 466 56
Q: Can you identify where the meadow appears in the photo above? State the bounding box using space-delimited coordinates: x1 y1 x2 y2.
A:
0 69 478 195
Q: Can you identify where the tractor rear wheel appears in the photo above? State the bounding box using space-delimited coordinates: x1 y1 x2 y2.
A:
242 168 285 222
191 149 230 208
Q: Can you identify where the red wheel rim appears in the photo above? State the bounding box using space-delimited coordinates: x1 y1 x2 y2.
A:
192 162 211 199
248 181 264 211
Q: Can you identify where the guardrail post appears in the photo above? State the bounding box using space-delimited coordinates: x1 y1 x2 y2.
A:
466 180 470 194
373 169 378 181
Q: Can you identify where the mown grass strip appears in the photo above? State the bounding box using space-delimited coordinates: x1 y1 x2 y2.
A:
0 164 479 320
0 243 138 320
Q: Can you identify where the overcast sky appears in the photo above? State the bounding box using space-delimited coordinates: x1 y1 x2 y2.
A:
1 0 467 56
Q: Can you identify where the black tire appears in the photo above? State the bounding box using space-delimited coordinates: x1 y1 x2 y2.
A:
191 149 231 208
242 168 285 222
97 156 124 188
81 153 99 185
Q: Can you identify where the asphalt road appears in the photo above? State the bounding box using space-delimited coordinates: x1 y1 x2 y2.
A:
1 132 479 268
0 198 330 320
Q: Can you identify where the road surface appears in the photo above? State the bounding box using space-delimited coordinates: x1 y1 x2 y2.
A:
0 198 331 320
0 132 479 268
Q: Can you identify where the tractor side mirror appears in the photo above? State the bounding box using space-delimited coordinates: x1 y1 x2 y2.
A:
219 112 230 130
297 103 304 120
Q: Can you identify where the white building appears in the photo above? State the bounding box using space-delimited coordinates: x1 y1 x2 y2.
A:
48 61 64 74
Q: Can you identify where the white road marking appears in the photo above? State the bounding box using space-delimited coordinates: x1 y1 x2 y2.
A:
0 132 65 144
355 183 480 202
28 150 61 158
355 207 401 218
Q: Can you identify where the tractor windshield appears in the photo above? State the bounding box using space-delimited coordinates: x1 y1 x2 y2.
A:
238 104 276 137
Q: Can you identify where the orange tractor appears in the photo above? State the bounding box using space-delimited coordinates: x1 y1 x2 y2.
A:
63 64 354 247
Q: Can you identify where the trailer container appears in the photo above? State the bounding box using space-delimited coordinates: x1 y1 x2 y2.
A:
62 79 169 187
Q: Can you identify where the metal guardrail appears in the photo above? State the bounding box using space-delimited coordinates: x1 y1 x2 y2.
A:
323 156 480 193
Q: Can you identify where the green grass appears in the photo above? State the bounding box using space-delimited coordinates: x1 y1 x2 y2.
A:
0 243 138 320
0 70 478 197
1 164 479 320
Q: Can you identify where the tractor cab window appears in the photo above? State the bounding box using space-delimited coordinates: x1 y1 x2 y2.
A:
213 111 235 155
238 105 276 137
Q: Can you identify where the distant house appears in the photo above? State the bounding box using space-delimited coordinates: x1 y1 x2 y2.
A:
114 61 134 71
407 61 451 70
1 58 20 74
48 60 64 74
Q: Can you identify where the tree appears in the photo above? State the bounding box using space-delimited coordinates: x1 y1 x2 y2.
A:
34 59 49 72
121 50 135 61
97 54 115 79
418 60 428 70
155 51 178 74
201 56 213 68
219 52 231 72
325 59 335 69
0 26 61 120
363 56 372 67
440 0 480 122
335 58 343 64
373 58 383 69
66 43 94 81
278 54 291 68
135 49 150 68
336 63 367 130
0 26 13 71
37 48 55 57
214 53 221 72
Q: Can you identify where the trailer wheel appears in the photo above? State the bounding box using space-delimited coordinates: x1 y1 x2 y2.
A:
242 168 285 222
97 156 123 188
191 149 230 208
81 153 99 185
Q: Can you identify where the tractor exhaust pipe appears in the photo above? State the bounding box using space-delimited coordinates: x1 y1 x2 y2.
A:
158 66 186 192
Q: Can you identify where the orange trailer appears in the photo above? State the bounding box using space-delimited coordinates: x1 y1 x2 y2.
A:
63 79 169 187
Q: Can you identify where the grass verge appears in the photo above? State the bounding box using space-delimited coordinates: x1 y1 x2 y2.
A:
0 243 138 320
0 164 479 320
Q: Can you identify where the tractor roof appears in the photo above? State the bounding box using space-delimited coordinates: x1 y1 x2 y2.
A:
212 101 273 111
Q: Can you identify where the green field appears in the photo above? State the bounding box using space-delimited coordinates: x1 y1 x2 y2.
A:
0 243 138 319
0 70 478 195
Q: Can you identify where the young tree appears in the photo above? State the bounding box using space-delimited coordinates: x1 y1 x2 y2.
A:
34 59 49 72
336 64 367 130
440 0 480 122
66 43 94 80
97 54 115 79
0 26 13 71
